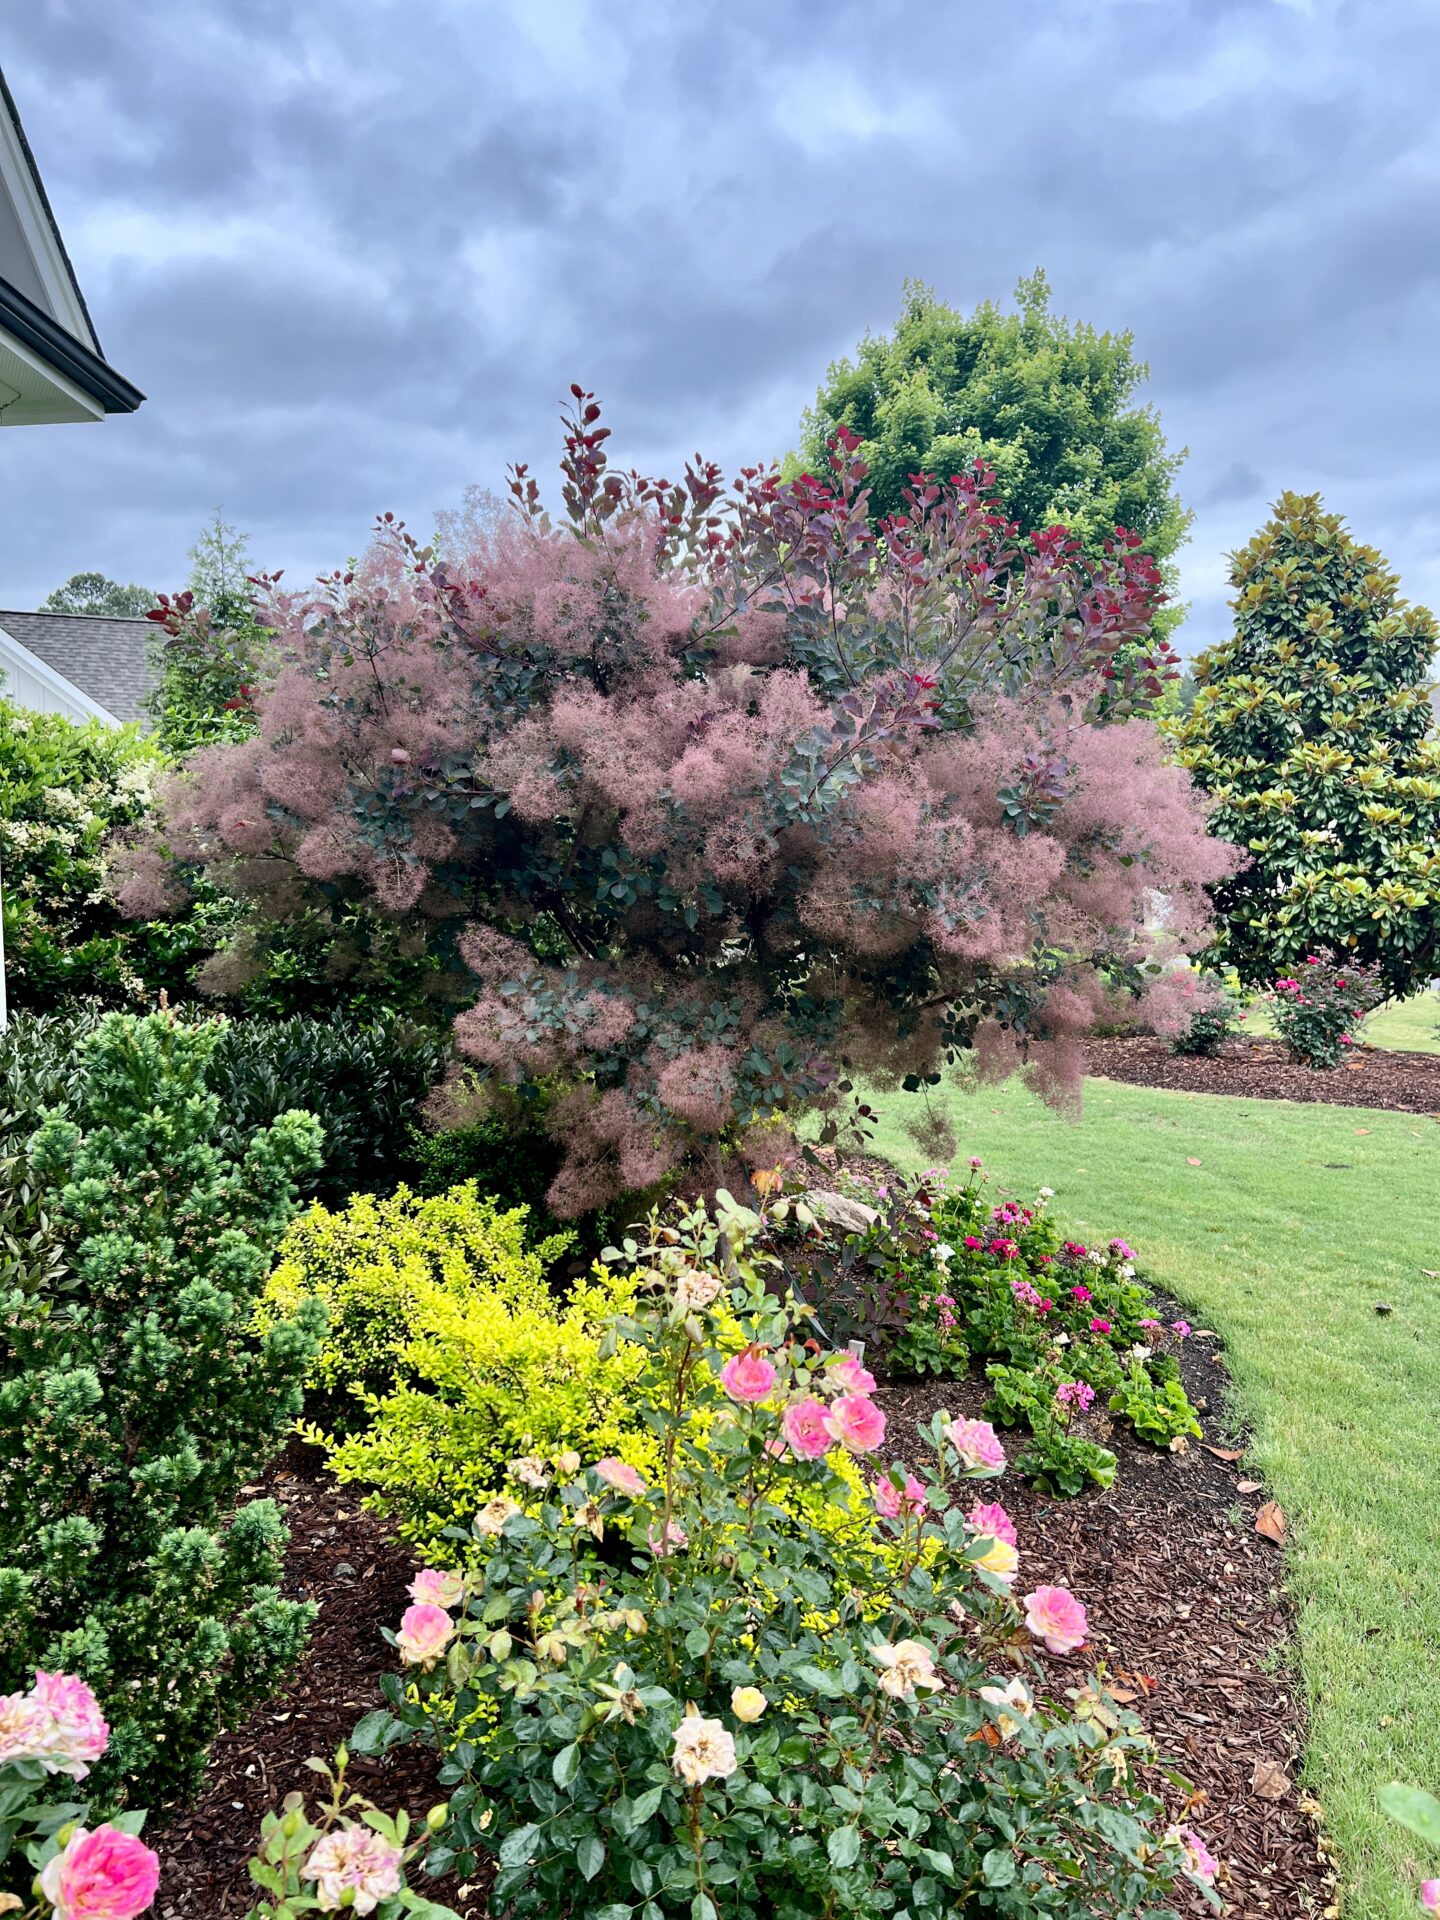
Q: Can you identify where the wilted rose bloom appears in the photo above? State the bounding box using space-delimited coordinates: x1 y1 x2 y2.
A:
781 1396 833 1460
304 1823 405 1914
39 1823 160 1920
944 1416 1006 1473
870 1638 939 1699
978 1677 1033 1737
730 1685 767 1722
971 1535 1020 1584
396 1603 456 1668
475 1494 523 1536
646 1518 688 1556
718 1349 778 1403
966 1500 1018 1547
595 1457 647 1497
1176 1825 1218 1885
673 1268 722 1314
509 1454 551 1489
0 1671 109 1780
1023 1585 1088 1655
873 1470 927 1519
407 1568 464 1609
825 1351 878 1395
824 1394 886 1453
671 1708 737 1785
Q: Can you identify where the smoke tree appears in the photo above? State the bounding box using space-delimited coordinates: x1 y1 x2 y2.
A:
121 394 1232 1215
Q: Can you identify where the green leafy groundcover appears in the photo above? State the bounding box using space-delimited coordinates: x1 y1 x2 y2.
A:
354 1191 1218 1920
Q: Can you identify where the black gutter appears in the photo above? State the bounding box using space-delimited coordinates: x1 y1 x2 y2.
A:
0 271 144 413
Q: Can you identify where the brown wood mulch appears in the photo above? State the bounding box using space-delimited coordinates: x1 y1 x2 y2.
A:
155 1362 1333 1917
875 1318 1335 1919
153 1437 481 1919
1086 1033 1440 1117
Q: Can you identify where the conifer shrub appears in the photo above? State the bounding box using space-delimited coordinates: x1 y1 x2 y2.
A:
120 394 1233 1218
0 1010 324 1806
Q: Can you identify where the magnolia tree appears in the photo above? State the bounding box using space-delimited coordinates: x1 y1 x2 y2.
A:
120 394 1233 1215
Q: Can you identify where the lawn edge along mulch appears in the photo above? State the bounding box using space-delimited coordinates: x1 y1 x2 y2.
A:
1086 1033 1440 1117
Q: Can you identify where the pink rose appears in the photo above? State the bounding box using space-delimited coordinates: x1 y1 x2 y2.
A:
825 1351 878 1395
395 1602 455 1669
824 1394 886 1453
595 1457 647 1496
40 1824 160 1920
1023 1585 1088 1654
781 1397 833 1460
944 1416 1006 1473
646 1518 688 1556
873 1470 927 1519
407 1568 464 1609
304 1823 404 1914
1178 1825 1218 1885
718 1349 778 1404
0 1671 109 1780
965 1500 1018 1547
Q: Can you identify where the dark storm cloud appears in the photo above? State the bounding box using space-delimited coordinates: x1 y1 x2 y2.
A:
3 0 1438 656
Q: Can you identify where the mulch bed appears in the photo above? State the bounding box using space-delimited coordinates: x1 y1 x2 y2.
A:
1086 1033 1440 1117
875 1316 1334 1918
155 1357 1332 1916
153 1437 483 1919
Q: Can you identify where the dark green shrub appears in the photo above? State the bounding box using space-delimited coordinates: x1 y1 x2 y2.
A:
1169 972 1241 1057
0 1010 324 1805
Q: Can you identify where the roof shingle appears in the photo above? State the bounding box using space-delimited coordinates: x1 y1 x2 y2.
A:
0 609 154 724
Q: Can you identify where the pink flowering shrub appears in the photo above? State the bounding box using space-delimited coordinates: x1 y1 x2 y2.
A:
1266 954 1385 1069
351 1189 1212 1919
121 396 1233 1216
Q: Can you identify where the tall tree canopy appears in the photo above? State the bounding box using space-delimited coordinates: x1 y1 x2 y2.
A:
796 273 1190 584
39 572 153 619
1176 491 1440 992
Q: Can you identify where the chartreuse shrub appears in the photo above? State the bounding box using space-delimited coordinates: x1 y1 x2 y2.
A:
802 1163 1199 1493
0 1009 324 1807
262 1181 573 1417
302 1256 652 1559
355 1192 1218 1919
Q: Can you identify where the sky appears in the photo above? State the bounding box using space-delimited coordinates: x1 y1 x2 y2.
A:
3 0 1439 657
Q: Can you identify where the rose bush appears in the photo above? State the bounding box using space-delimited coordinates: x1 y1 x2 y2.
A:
1266 954 1385 1069
351 1192 1217 1918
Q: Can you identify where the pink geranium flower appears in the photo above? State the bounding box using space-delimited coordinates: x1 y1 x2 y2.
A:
1070 1284 1092 1303
825 1394 887 1453
1056 1380 1095 1411
1420 1879 1440 1911
40 1824 161 1920
966 1500 1018 1547
781 1396 834 1460
825 1351 878 1395
944 1416 1006 1473
718 1349 778 1403
873 1470 928 1519
1010 1278 1043 1308
963 1235 984 1251
1023 1585 1088 1654
595 1456 647 1496
1089 1317 1111 1335
1171 1320 1191 1338
395 1603 455 1669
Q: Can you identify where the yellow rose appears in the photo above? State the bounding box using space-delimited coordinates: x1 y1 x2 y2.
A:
730 1685 768 1723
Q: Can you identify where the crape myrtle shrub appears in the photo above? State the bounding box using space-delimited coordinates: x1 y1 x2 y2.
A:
0 1011 324 1806
120 393 1234 1217
0 1005 448 1207
1177 492 1440 994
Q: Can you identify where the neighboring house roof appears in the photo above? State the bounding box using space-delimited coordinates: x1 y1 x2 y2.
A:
0 66 144 423
0 610 153 724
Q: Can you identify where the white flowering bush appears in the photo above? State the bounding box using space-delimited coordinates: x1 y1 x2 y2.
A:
356 1192 1217 1919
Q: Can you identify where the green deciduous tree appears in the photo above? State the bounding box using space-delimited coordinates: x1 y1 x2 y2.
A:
1176 492 1440 991
0 1010 324 1805
39 573 154 620
796 273 1190 596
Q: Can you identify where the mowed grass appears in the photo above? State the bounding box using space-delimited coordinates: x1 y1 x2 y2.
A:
865 1073 1440 1919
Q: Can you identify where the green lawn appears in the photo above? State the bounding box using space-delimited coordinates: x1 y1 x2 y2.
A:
866 1073 1440 1919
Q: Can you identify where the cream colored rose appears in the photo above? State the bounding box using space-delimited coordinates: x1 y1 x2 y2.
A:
978 1677 1033 1737
869 1638 938 1699
671 1706 738 1785
730 1686 767 1723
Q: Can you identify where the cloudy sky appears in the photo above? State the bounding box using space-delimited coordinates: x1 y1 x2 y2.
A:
4 0 1438 655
